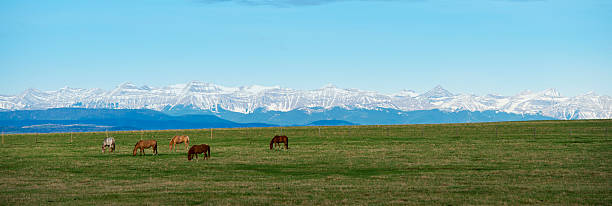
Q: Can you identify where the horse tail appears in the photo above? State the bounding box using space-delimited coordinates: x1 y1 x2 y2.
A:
154 142 158 155
169 139 174 151
207 146 211 158
132 145 138 156
285 138 289 149
270 139 274 150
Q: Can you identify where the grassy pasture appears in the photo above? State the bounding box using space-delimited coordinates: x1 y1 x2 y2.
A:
0 120 610 205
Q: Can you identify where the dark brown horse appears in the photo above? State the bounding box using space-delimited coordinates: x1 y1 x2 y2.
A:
269 135 289 150
133 140 158 156
188 144 210 161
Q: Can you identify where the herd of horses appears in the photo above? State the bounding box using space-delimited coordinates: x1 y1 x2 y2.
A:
101 135 289 161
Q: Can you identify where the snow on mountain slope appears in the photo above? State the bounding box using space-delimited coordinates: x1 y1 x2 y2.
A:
1 81 610 120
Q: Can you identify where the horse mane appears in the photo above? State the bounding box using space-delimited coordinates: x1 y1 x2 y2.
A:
270 136 277 149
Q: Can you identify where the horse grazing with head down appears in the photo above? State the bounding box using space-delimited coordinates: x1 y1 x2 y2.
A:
101 137 115 153
270 135 289 150
133 140 158 156
187 144 210 161
169 135 190 152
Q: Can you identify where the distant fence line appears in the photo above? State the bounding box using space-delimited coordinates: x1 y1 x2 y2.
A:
1 125 610 145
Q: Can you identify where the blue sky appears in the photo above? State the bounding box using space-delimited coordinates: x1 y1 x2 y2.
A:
1 0 610 96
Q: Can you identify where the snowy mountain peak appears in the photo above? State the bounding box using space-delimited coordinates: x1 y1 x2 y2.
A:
541 88 561 97
420 85 454 98
239 85 282 94
583 91 596 96
518 90 533 96
183 81 222 93
394 89 419 98
117 82 139 89
321 83 339 89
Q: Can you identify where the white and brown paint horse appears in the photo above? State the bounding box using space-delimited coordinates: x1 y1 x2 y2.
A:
102 137 115 153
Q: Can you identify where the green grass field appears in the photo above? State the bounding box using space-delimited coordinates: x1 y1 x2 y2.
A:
1 120 610 205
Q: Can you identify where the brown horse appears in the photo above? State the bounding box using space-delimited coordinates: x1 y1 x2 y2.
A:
169 135 190 152
269 135 289 150
133 140 158 156
187 144 210 161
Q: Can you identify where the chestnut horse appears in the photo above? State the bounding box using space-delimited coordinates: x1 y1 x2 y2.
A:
187 144 210 161
133 140 158 156
101 137 115 153
269 135 289 150
169 135 190 152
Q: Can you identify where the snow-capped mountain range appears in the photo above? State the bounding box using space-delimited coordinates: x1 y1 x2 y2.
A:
1 81 610 120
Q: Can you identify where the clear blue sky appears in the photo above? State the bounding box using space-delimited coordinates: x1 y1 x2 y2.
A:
1 0 610 96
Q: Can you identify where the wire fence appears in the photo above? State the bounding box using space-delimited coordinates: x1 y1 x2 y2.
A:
201 125 611 139
1 125 610 146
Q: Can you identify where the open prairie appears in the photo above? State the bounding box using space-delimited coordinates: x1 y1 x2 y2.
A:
0 120 610 205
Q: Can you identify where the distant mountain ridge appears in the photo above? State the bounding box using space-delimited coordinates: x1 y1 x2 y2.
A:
0 108 273 134
0 107 553 134
200 107 553 126
0 81 610 120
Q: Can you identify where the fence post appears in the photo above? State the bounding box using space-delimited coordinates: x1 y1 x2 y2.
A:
281 128 284 135
210 128 213 140
318 127 321 137
495 127 498 138
70 132 73 143
1 130 4 145
422 127 425 137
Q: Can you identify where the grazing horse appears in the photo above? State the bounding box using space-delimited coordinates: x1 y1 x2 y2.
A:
101 137 115 153
269 135 289 150
169 135 190 152
133 140 158 156
187 144 210 161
